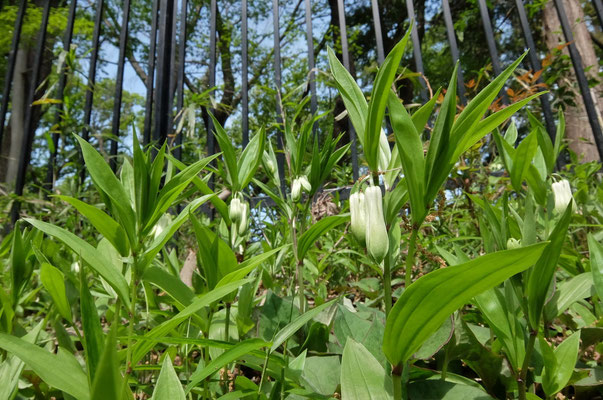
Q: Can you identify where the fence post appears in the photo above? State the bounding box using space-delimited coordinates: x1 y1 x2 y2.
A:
154 0 175 147
272 0 287 195
174 0 188 161
143 0 160 146
242 0 249 147
442 0 466 104
304 0 318 135
405 0 428 102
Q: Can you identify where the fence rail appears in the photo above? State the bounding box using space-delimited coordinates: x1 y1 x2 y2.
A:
1 0 602 223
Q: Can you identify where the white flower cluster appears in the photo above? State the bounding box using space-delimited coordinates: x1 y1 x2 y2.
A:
350 185 389 264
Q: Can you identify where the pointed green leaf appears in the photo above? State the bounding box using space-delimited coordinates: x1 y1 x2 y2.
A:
341 339 392 400
510 131 538 192
91 326 122 400
239 127 266 189
587 234 603 299
25 218 130 309
542 331 581 396
297 215 349 260
527 204 572 329
185 339 268 393
40 262 72 323
209 113 239 190
0 333 90 400
152 355 185 400
384 243 548 366
365 27 411 172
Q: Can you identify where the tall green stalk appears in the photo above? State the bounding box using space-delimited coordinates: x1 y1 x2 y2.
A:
405 229 418 288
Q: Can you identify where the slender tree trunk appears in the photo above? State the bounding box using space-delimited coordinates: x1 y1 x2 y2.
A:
1 49 29 186
543 0 602 162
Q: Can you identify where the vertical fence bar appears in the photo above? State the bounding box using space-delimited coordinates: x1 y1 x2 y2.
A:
45 0 78 190
515 0 557 141
442 0 466 104
241 0 249 147
81 0 104 144
143 0 160 146
477 0 508 105
337 0 358 181
109 0 131 171
11 1 51 224
405 0 427 101
304 0 318 134
370 0 385 64
174 0 188 161
0 0 27 153
154 0 175 146
272 0 286 194
206 0 216 159
168 0 179 137
553 0 603 160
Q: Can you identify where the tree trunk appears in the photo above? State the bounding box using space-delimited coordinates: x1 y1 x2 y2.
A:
543 0 602 162
1 49 28 186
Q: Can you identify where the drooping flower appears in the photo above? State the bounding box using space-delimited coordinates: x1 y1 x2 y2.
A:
506 238 521 249
299 175 312 192
365 185 389 264
292 178 302 202
229 196 243 222
238 201 249 235
552 179 573 214
350 191 367 246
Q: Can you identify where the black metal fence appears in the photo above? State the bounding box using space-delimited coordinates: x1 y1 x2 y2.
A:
1 0 602 223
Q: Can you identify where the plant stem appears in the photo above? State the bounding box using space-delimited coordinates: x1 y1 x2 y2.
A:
122 259 138 395
290 216 305 313
518 331 537 400
405 229 418 288
393 368 402 400
223 302 232 393
383 258 392 317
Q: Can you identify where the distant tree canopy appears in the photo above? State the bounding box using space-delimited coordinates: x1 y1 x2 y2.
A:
0 0 601 185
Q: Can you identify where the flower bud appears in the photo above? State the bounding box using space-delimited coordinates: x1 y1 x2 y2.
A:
292 178 302 202
350 191 367 246
552 179 573 214
365 185 389 264
229 196 243 222
265 158 276 175
506 238 521 249
238 201 249 235
378 129 392 172
299 175 311 192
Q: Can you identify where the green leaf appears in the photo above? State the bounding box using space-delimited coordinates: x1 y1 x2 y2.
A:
40 262 72 323
216 246 288 288
411 88 440 134
209 113 239 190
297 215 349 260
131 279 251 366
510 131 538 192
528 111 555 174
364 27 411 172
91 325 122 400
544 273 594 322
152 355 185 400
424 63 458 205
74 134 137 247
383 243 548 366
388 91 426 224
80 268 104 383
587 234 603 299
341 338 392 400
270 298 337 352
238 127 266 189
143 266 196 309
141 195 214 269
185 339 268 393
474 287 526 370
451 51 527 147
0 333 90 400
408 380 495 399
553 109 565 161
145 154 218 233
327 47 368 146
527 204 572 329
25 218 130 309
542 331 581 396
56 195 130 256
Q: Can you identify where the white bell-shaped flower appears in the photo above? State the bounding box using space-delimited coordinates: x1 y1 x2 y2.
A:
291 178 302 202
552 179 573 214
350 191 367 246
229 196 243 222
506 238 521 249
365 185 389 264
378 129 392 172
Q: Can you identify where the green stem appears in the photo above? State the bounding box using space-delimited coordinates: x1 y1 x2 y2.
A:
223 303 232 393
518 331 537 400
393 369 402 400
290 216 305 313
383 258 392 317
122 259 138 395
405 229 418 288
